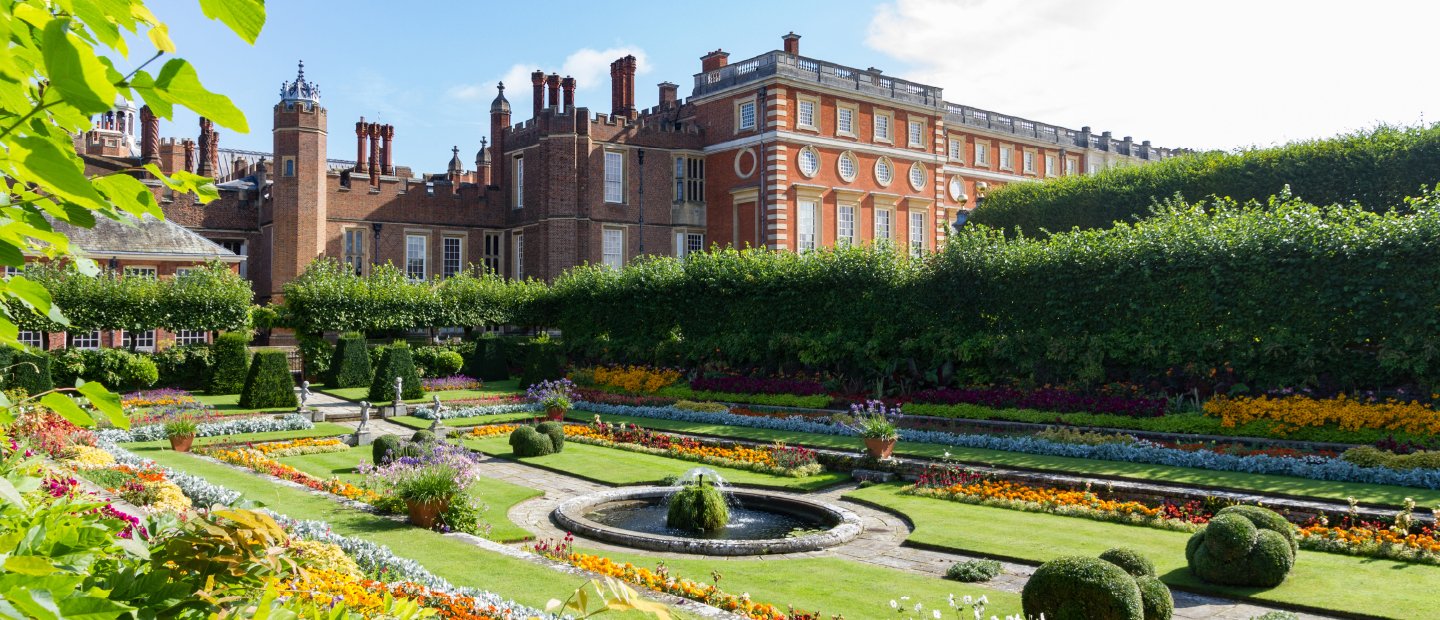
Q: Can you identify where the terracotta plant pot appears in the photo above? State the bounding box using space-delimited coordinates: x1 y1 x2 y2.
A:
406 498 451 529
168 434 195 453
863 437 897 460
546 406 566 422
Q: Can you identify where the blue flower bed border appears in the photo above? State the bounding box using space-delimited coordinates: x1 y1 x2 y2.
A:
576 402 1440 490
413 403 540 420
98 413 316 444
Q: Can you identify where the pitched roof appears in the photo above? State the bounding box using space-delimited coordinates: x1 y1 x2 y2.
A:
45 214 244 262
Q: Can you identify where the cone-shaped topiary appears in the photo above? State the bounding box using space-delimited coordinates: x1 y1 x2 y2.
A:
328 332 373 388
238 350 298 409
666 479 730 533
509 425 554 457
208 332 251 395
368 344 423 402
1185 505 1296 587
535 421 565 453
1022 556 1144 620
372 434 402 464
516 339 564 391
466 336 510 382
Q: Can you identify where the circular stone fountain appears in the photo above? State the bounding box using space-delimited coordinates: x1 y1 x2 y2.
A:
553 471 863 556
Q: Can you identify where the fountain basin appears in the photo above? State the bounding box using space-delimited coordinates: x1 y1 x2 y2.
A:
553 486 863 556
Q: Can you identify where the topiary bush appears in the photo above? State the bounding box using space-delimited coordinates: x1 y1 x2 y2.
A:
467 336 510 381
372 434 402 464
1134 576 1173 620
238 350 298 410
1185 505 1296 587
368 344 423 402
666 481 729 533
508 426 554 457
433 350 464 376
945 558 1003 582
328 332 372 388
1099 547 1156 578
208 332 251 394
535 421 565 453
153 342 213 390
517 338 565 391
49 348 157 390
411 430 436 444
0 346 52 396
1022 556 1144 620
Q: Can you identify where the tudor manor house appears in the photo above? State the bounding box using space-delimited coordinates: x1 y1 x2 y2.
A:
79 33 1175 307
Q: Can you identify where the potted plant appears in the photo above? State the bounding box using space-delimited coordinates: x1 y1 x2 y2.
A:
847 400 901 459
395 462 461 528
164 415 199 452
361 443 481 530
528 378 575 422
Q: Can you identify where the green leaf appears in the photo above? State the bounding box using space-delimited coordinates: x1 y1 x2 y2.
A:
129 71 172 119
198 0 266 44
4 276 67 325
92 175 162 218
55 595 134 620
0 476 24 508
3 556 57 576
76 381 126 430
40 19 116 114
153 59 248 132
5 136 109 212
39 392 91 428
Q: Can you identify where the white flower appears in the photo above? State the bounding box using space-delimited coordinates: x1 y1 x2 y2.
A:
891 600 899 610
962 596 973 605
933 610 942 619
915 602 924 612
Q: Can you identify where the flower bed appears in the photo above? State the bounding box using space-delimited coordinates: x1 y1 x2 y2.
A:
98 413 315 443
574 387 677 407
122 387 201 409
422 375 484 392
1205 394 1440 437
279 569 518 620
413 401 539 420
198 445 382 504
1299 521 1440 564
907 386 1167 418
71 461 192 515
532 534 809 620
248 437 351 458
576 365 683 393
577 401 1440 489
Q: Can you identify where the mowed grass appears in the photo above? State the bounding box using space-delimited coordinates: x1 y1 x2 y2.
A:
190 392 303 415
276 445 541 542
319 379 523 403
847 483 1440 620
120 423 352 450
589 546 1022 619
582 411 1440 507
137 447 677 619
388 413 539 430
462 435 850 491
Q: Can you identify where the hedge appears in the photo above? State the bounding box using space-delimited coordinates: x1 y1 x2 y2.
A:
9 262 252 334
239 350 298 410
466 335 512 382
0 346 52 396
369 344 423 402
328 333 372 388
208 332 251 395
970 124 1440 234
50 348 157 390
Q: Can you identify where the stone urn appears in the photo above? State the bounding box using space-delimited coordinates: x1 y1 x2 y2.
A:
168 434 195 453
863 437 896 460
406 498 450 529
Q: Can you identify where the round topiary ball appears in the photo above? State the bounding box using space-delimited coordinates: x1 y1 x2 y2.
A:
1100 547 1156 578
509 426 554 457
1022 556 1144 620
1186 505 1295 587
1134 575 1173 620
372 434 402 464
535 421 566 453
411 430 436 444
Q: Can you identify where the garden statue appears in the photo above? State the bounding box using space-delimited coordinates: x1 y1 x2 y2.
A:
356 400 370 434
394 376 404 406
297 380 311 413
429 395 444 433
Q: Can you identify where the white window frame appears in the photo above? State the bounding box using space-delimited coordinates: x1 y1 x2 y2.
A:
837 151 857 182
837 204 856 245
874 157 894 186
483 231 503 275
835 103 857 137
907 120 924 148
909 211 926 256
675 231 705 258
1022 150 1036 174
1045 155 1057 178
123 266 157 278
975 143 989 166
16 330 42 348
1066 157 1078 176
604 150 625 203
908 162 927 191
999 146 1013 171
513 233 524 280
175 330 208 346
797 200 818 252
442 235 464 278
1087 163 1099 175
797 146 820 178
68 330 100 350
343 228 366 275
873 111 892 143
874 208 893 242
513 155 524 209
948 177 966 203
796 95 818 131
128 329 156 352
602 227 624 269
948 137 963 161
736 99 757 132
405 234 428 280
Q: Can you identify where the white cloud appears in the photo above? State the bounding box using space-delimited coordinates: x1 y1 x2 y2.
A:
865 0 1440 150
447 46 649 104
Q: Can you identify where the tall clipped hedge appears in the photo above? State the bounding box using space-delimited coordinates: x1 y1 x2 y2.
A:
239 350 298 409
533 192 1440 392
369 344 423 402
208 332 251 395
971 125 1440 234
328 332 372 388
466 336 513 381
9 262 252 334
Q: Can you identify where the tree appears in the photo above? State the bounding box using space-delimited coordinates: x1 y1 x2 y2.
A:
0 0 266 426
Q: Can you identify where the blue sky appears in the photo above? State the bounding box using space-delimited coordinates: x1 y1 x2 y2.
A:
144 0 1440 173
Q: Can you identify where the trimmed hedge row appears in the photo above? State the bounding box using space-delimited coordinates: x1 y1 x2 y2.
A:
972 124 1440 234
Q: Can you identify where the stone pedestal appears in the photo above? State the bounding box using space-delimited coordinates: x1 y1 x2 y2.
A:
347 431 379 446
309 409 326 423
851 468 896 483
382 403 407 419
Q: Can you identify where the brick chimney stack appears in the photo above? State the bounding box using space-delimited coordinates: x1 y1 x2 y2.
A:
182 138 195 173
546 73 561 111
782 32 801 55
561 76 575 113
530 71 545 118
381 124 394 174
658 82 678 110
700 49 729 72
197 117 215 177
139 105 159 169
610 55 637 118
354 118 367 172
367 122 380 185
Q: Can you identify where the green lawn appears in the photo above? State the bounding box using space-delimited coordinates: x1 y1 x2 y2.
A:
137 447 673 618
847 483 1440 620
187 392 305 415
318 379 523 404
120 423 352 450
388 413 539 430
276 445 542 542
582 411 1440 507
590 546 1023 619
462 435 850 491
